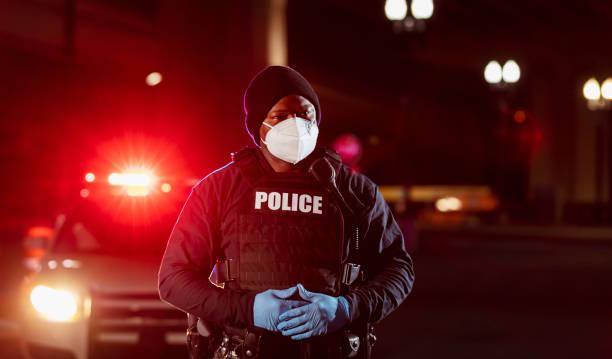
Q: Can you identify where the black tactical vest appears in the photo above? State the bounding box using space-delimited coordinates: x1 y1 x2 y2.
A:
223 148 345 296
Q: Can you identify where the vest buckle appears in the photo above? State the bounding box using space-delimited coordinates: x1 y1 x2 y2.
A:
342 263 361 285
209 259 237 288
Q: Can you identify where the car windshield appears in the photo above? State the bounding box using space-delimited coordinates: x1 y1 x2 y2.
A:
52 197 181 258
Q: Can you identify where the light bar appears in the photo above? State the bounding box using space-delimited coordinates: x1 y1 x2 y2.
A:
107 171 155 197
108 173 151 186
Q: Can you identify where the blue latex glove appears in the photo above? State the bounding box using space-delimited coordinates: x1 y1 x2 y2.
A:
253 286 308 331
276 283 350 340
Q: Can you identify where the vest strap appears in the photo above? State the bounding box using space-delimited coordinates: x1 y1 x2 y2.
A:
208 259 237 288
233 147 267 187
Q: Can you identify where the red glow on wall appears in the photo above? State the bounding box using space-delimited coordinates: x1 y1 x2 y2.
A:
332 133 362 166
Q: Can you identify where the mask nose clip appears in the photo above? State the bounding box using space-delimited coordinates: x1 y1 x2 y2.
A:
263 114 314 128
287 113 309 123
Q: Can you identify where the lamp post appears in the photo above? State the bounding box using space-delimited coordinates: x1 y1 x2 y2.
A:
484 59 526 211
583 77 612 207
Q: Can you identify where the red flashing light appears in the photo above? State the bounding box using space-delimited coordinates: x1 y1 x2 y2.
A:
85 173 95 182
108 173 121 185
108 170 155 196
160 183 172 193
80 189 90 198
108 172 151 186
126 186 149 197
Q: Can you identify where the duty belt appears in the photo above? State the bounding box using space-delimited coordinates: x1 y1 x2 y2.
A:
213 330 260 359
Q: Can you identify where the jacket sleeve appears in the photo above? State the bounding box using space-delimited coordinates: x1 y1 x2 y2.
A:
343 184 415 324
158 178 256 327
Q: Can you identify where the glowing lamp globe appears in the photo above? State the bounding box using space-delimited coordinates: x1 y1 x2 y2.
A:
484 61 502 84
385 0 408 20
601 78 612 100
583 78 601 101
411 0 434 20
502 60 521 83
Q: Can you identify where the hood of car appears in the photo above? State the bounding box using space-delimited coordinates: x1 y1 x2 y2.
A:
37 254 163 294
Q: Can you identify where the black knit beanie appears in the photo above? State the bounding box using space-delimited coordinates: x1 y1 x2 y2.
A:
243 66 321 145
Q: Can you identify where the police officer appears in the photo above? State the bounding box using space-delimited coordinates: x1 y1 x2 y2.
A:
158 66 414 359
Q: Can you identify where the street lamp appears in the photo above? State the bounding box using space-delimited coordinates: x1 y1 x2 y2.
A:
484 61 503 84
502 60 521 83
583 77 611 110
385 0 434 32
484 59 521 87
385 0 408 20
411 0 434 20
601 78 612 100
582 76 612 209
485 59 525 207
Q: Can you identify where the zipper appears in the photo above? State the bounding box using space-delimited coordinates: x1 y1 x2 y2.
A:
354 223 359 255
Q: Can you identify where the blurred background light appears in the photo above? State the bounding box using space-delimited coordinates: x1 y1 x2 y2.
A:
385 0 408 21
146 72 162 86
62 259 81 269
126 186 150 197
502 60 521 83
514 109 527 124
108 172 151 186
601 78 612 100
368 135 380 146
160 183 172 193
124 173 151 187
435 196 462 212
583 78 601 100
30 285 78 322
108 172 121 185
484 61 502 84
411 0 434 20
84 172 95 183
79 188 89 198
332 133 363 167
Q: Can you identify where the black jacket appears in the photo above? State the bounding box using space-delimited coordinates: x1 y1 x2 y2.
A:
158 148 414 328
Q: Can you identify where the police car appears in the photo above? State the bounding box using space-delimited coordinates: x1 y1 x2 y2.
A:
20 168 194 359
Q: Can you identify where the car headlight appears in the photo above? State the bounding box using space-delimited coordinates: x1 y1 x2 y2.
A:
30 285 78 322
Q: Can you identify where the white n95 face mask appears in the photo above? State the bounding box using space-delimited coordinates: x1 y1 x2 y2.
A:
262 117 319 164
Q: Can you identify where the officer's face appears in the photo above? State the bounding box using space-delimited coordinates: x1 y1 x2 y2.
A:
259 95 316 143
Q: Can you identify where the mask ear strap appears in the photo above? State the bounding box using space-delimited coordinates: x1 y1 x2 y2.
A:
261 122 273 145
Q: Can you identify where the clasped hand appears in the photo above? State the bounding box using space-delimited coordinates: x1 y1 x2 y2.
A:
253 287 307 332
254 283 350 341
